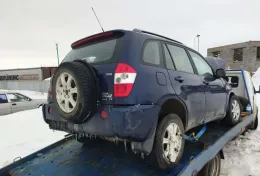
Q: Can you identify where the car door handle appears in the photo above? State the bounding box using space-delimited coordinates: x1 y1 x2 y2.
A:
175 76 184 83
12 103 16 106
203 81 209 85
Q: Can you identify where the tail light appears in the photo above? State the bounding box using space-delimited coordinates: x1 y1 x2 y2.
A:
114 63 136 97
47 76 53 98
47 87 51 97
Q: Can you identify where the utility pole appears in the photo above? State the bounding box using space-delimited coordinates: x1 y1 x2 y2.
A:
56 43 60 66
196 34 200 52
194 37 196 49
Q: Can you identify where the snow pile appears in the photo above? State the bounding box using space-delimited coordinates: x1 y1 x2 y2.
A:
16 90 47 99
0 89 47 100
0 108 66 168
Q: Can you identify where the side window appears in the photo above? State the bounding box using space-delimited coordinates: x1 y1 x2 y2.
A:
16 93 30 101
7 93 29 102
163 44 175 70
143 41 161 66
226 76 239 88
0 94 8 103
188 50 213 77
166 44 194 74
7 93 19 102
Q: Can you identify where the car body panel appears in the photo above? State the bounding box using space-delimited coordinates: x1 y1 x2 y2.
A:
0 102 12 115
201 76 227 122
167 70 206 129
43 104 160 143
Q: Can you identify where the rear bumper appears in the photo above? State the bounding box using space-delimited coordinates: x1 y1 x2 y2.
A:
42 104 160 142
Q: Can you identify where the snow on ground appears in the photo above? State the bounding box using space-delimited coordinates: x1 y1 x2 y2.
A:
220 94 260 176
0 108 66 168
220 130 260 176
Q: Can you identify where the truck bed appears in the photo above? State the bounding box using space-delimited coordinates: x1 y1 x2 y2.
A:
0 114 254 176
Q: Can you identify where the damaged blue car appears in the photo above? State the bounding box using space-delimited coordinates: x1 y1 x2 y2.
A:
42 29 241 171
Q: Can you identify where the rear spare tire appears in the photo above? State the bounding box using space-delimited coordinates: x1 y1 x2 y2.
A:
52 60 99 124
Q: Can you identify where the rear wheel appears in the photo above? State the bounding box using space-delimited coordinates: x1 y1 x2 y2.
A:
248 114 258 130
198 153 221 176
223 95 241 126
149 113 185 171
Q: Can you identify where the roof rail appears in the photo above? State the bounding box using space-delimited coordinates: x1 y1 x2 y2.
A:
133 28 183 44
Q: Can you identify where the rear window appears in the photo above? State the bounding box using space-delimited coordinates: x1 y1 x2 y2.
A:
0 94 8 103
62 38 117 64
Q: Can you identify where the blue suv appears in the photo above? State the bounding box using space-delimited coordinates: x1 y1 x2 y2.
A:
42 29 241 171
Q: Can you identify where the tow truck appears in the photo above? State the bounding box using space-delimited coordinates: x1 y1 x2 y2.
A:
0 69 258 176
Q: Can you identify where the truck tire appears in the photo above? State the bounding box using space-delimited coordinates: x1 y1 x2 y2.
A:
223 95 242 126
52 60 99 124
149 113 185 171
198 153 221 176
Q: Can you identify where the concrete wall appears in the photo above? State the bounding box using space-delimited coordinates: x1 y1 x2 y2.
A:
0 67 56 92
207 41 260 72
0 68 42 81
0 80 50 93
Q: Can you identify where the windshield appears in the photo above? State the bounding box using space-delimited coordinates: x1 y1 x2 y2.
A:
62 38 117 64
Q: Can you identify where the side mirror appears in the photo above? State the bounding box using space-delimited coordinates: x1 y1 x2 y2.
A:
216 68 226 78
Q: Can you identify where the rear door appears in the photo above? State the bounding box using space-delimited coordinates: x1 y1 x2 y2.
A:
187 50 227 121
0 94 11 115
162 43 206 129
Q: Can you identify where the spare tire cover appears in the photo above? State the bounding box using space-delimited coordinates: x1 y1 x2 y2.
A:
52 60 99 124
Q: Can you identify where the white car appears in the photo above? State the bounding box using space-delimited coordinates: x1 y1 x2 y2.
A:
225 69 259 129
0 91 47 116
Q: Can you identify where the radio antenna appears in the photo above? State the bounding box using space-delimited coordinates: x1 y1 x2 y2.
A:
91 7 105 32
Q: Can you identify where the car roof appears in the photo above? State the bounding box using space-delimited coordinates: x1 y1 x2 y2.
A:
0 90 17 94
71 28 199 57
73 28 186 47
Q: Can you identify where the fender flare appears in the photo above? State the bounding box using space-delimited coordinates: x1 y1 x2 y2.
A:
157 94 189 129
225 90 235 112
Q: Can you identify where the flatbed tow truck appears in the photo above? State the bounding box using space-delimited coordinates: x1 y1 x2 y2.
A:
0 70 258 176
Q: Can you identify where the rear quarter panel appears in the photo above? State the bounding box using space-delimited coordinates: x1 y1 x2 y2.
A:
114 32 175 105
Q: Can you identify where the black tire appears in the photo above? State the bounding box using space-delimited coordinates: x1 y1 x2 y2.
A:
249 114 258 130
52 60 99 124
149 113 185 171
223 95 242 126
198 153 221 176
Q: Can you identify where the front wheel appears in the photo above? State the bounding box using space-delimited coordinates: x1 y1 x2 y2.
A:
223 95 242 126
149 113 185 171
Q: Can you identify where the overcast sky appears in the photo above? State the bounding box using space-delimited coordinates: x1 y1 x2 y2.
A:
1 0 259 69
